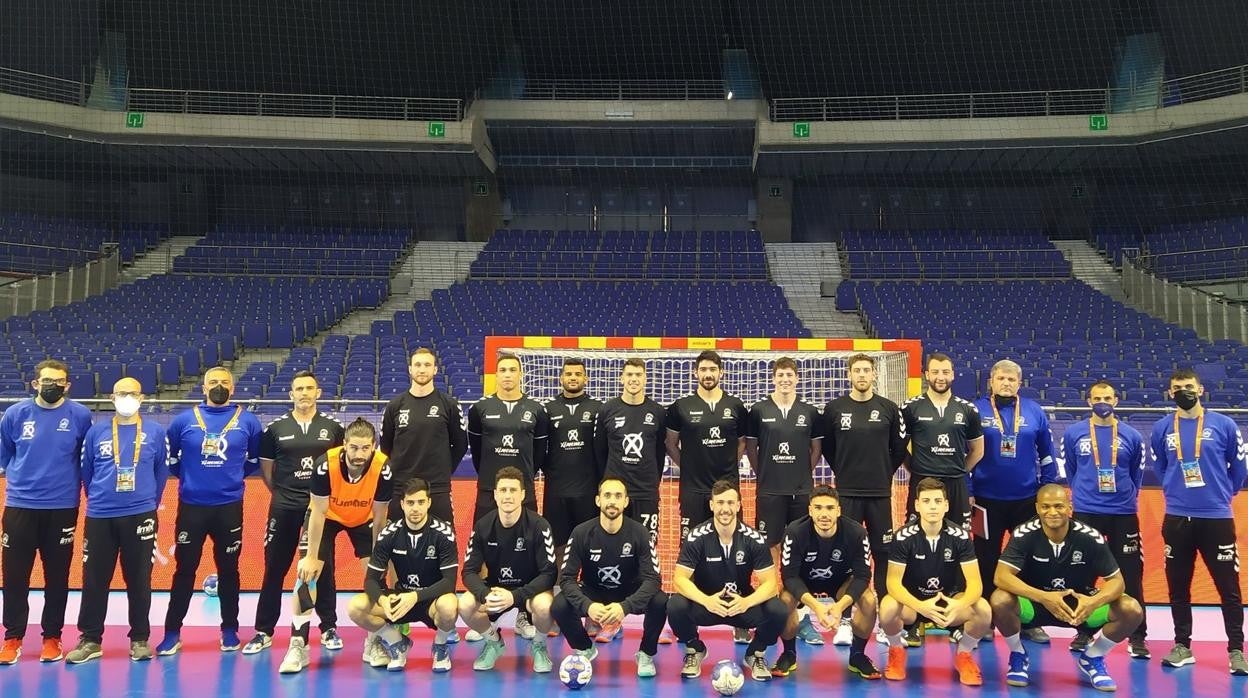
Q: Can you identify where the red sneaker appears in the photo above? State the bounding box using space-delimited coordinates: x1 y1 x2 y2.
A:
884 645 907 681
955 650 983 686
0 638 21 664
40 638 64 663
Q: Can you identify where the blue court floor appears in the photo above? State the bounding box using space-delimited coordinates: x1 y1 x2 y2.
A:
1 593 1245 697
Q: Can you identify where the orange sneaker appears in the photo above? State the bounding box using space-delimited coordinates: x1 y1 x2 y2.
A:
954 650 983 686
0 638 21 664
39 638 63 663
884 645 907 681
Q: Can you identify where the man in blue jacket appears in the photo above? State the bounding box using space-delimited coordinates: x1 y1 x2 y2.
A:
1062 380 1149 659
156 366 263 656
971 360 1057 643
66 377 169 664
0 359 93 664
1150 368 1248 675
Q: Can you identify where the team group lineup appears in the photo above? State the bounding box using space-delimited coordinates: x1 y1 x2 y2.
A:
1 347 1246 691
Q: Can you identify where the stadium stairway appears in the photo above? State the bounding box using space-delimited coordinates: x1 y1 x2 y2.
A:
309 241 484 347
118 235 204 285
1053 239 1128 303
767 242 867 338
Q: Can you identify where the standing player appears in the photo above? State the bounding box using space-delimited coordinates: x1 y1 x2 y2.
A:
551 477 669 677
66 378 168 664
971 359 1057 644
594 358 666 543
347 478 460 673
468 353 549 522
245 371 345 655
279 419 392 673
157 366 263 656
543 358 604 564
745 357 823 563
666 480 788 682
901 353 984 527
460 467 558 674
0 359 92 664
381 347 468 523
665 350 748 539
774 485 881 681
822 353 906 644
1149 369 1247 674
1062 380 1150 659
990 484 1144 691
879 478 990 686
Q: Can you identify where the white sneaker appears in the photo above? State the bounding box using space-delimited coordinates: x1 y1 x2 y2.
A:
833 618 854 646
362 636 390 668
278 638 310 674
875 627 891 646
733 627 752 645
515 613 537 640
465 629 486 642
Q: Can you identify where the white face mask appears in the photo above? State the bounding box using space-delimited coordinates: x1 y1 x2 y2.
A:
114 396 142 417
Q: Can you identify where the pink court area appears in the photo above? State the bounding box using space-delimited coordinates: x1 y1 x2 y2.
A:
2 593 1245 698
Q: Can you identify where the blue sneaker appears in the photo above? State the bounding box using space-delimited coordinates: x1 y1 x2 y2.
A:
796 615 824 645
1006 651 1030 687
220 629 241 652
155 633 182 657
1077 652 1118 692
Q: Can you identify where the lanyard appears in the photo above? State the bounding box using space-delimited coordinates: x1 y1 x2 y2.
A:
1089 418 1117 468
193 405 242 436
1173 411 1204 463
990 397 1021 437
112 416 143 471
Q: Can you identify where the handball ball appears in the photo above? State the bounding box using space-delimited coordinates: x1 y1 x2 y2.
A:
559 653 593 690
202 573 219 597
711 659 745 696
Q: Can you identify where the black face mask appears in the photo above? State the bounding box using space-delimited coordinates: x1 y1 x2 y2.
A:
208 385 231 405
39 384 66 404
1172 389 1199 411
994 394 1017 407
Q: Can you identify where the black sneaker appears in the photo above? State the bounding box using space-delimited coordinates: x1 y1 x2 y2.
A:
770 650 797 678
904 625 922 648
848 652 882 680
1069 632 1093 653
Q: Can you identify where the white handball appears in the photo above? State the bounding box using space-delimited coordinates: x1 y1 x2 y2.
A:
710 659 745 695
559 653 593 690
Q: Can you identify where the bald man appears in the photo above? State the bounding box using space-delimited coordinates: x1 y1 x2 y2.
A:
157 367 264 655
66 379 169 663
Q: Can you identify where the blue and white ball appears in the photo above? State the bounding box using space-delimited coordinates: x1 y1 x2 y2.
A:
202 573 219 597
711 659 745 696
559 653 593 690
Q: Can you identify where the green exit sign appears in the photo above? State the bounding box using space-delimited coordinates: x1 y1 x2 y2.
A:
125 112 145 128
1089 114 1108 131
793 122 811 138
427 121 445 138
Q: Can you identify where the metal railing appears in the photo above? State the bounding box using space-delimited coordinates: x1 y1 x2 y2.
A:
0 64 463 121
492 79 728 101
172 244 403 279
843 248 1072 280
769 61 1248 122
468 248 770 281
1133 245 1248 285
0 243 121 319
1122 256 1248 344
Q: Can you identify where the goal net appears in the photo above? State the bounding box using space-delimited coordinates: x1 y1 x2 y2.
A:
483 335 923 588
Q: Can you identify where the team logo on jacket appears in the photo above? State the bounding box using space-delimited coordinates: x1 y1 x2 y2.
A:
954 413 964 425
57 418 71 432
522 411 533 423
502 434 515 448
99 441 114 458
614 416 627 429
581 412 593 422
724 582 739 595
644 413 655 425
735 550 746 565
515 537 526 551
778 442 790 455
831 549 843 561
926 577 941 590
723 408 733 419
796 415 807 427
598 565 622 587
427 545 437 559
869 410 880 422
397 410 411 427
840 414 852 429
1077 438 1093 456
407 574 420 588
937 434 951 447
318 429 329 440
1050 578 1067 590
944 548 954 562
428 406 440 418
19 421 35 440
1072 551 1084 565
621 543 633 557
622 433 644 458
